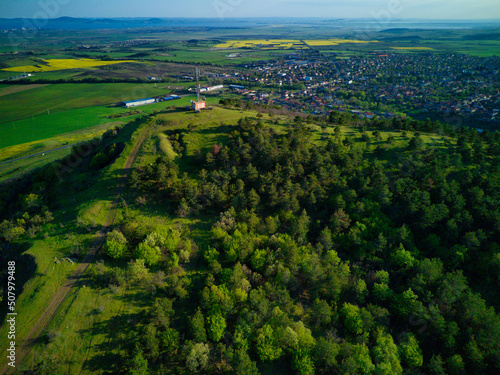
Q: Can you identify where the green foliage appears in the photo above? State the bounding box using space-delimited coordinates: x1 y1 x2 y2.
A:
372 329 403 375
0 223 25 242
251 248 267 271
392 288 419 318
374 270 390 284
128 347 148 375
105 229 127 259
391 244 416 269
186 343 210 372
7 107 500 374
292 349 315 375
340 343 375 374
399 333 423 368
206 312 226 342
127 259 150 283
202 284 234 315
447 354 465 375
318 227 333 251
135 241 162 266
291 321 316 351
428 355 446 375
232 348 260 375
256 324 283 361
311 298 332 327
408 135 425 151
313 336 340 372
341 303 364 336
373 282 393 302
191 308 207 342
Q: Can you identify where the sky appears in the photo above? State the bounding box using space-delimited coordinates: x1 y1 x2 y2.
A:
1 0 499 19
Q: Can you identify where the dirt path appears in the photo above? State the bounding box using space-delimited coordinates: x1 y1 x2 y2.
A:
1 122 153 374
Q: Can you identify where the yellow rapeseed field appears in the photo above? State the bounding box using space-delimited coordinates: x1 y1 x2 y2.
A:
304 40 340 46
215 39 305 49
304 39 377 46
216 39 377 49
329 39 376 44
3 58 135 72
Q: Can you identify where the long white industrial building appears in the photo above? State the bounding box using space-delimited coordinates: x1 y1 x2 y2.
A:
123 98 156 108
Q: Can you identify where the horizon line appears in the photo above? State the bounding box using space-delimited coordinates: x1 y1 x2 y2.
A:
1 16 500 21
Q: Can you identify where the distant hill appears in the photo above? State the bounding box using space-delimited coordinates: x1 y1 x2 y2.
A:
379 28 415 33
381 35 423 41
54 17 78 21
463 32 500 40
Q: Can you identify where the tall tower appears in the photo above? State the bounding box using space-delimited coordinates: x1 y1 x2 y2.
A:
191 67 206 111
196 67 201 103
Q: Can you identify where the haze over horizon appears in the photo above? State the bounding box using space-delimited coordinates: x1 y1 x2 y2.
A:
1 0 499 21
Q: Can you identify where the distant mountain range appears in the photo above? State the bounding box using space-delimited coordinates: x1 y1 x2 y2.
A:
0 17 499 30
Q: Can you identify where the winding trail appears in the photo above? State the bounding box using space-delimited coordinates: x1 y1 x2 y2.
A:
1 121 153 374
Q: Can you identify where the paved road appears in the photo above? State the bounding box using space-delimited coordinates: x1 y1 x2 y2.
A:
0 145 74 166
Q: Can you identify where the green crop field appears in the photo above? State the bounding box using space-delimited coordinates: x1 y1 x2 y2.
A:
0 95 219 151
0 83 174 123
152 48 292 65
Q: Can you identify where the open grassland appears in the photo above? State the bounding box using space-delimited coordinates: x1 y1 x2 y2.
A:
2 58 136 73
0 109 257 372
156 133 177 159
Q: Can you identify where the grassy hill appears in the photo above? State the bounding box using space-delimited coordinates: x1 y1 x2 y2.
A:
1 106 500 374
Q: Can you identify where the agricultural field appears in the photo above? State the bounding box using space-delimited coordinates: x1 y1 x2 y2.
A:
0 83 176 124
215 39 378 49
148 48 293 64
0 147 72 183
390 47 435 51
2 58 136 73
304 39 376 46
215 39 307 49
0 94 219 152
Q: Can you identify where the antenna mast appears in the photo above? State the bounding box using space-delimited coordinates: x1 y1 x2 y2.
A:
196 68 202 102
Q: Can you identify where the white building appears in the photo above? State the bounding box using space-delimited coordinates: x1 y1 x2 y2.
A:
123 98 156 108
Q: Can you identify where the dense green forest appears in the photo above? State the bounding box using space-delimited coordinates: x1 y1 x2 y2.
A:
1 109 500 374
